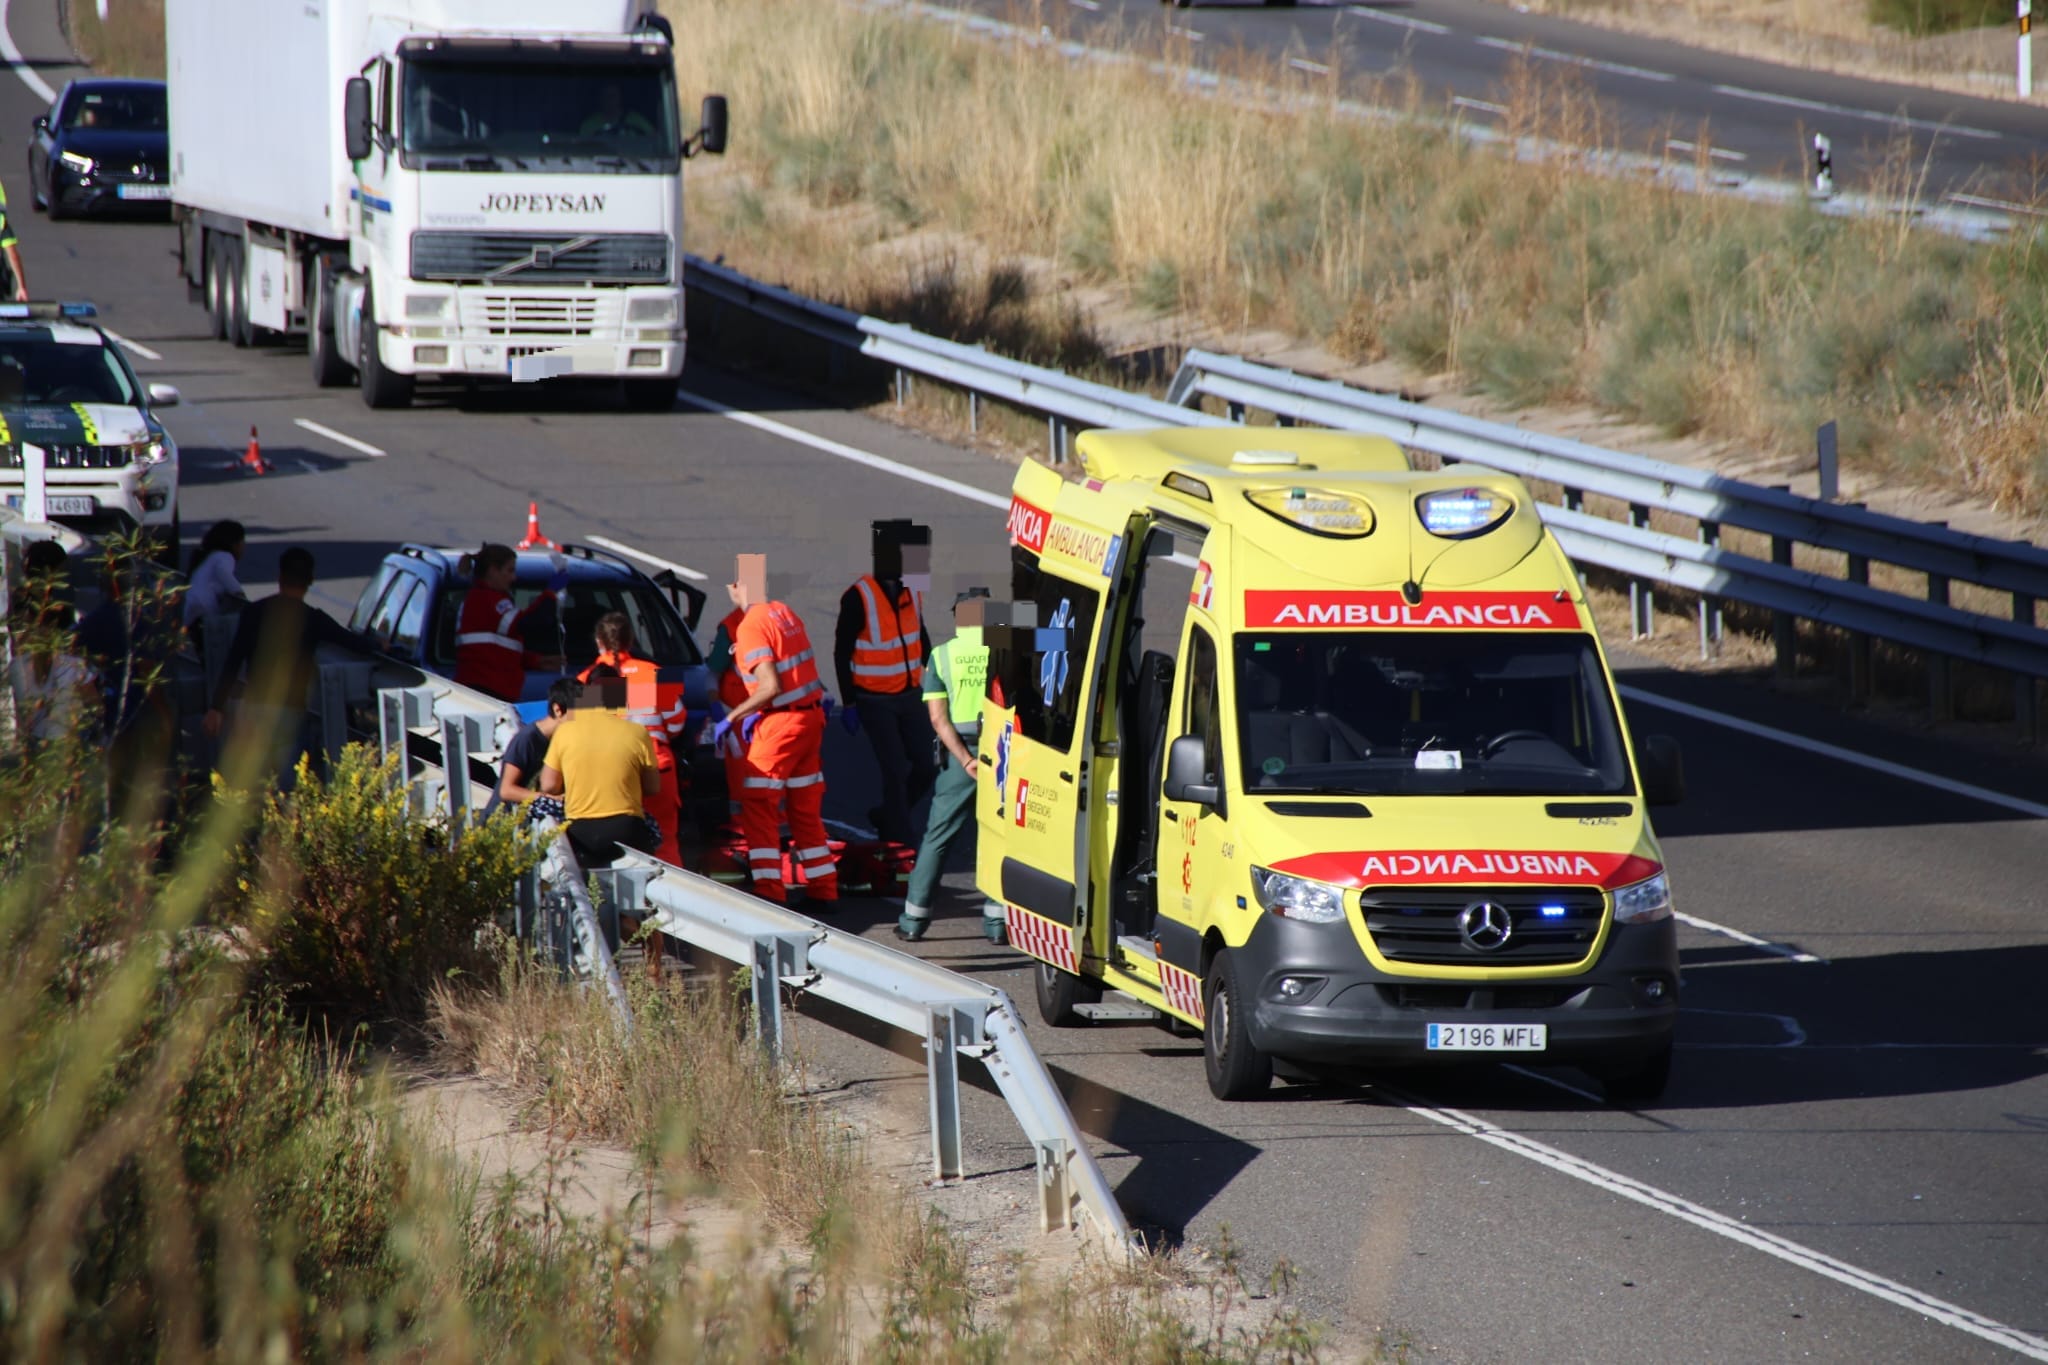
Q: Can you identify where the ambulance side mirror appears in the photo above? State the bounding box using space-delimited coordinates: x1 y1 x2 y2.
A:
1163 735 1220 809
1639 734 1685 807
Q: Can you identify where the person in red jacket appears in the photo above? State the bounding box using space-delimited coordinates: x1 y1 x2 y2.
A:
578 612 687 865
454 543 564 702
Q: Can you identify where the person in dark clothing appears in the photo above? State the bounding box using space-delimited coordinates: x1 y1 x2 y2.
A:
76 562 178 816
834 521 936 845
485 676 578 824
202 547 375 787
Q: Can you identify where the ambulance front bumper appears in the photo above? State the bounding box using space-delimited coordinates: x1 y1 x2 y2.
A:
1236 910 1678 1068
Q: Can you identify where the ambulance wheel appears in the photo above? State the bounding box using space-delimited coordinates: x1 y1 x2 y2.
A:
1594 1041 1673 1107
1034 959 1101 1028
1203 951 1271 1100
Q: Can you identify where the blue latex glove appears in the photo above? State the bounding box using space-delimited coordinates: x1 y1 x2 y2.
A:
712 714 759 750
840 703 862 736
544 569 571 594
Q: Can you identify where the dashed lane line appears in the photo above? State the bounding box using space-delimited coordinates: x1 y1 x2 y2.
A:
292 417 386 458
1345 6 1450 35
584 535 709 582
0 0 58 102
1474 34 1674 82
1709 83 2002 140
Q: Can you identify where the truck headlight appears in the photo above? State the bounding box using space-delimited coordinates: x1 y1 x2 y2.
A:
1612 871 1672 924
404 293 451 320
626 295 676 324
59 150 94 173
1250 866 1346 923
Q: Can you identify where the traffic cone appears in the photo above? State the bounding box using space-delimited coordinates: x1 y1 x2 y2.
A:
239 425 270 475
516 500 556 550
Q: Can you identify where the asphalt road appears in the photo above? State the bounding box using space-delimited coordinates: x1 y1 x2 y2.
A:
930 0 2048 207
4 1 2045 1357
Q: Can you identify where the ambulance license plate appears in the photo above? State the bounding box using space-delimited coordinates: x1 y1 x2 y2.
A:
1427 1022 1546 1051
117 184 171 200
46 495 96 515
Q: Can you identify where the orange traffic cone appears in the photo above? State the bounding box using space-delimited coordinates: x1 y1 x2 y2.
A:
516 500 556 551
239 425 271 475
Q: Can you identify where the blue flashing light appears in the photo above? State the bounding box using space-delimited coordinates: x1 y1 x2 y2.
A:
1539 903 1568 918
59 302 98 319
1417 487 1511 538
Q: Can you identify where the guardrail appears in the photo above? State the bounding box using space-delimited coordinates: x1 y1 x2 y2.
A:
368 675 1132 1244
683 256 2048 739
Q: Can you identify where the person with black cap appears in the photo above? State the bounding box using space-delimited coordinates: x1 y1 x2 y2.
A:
834 520 936 846
895 586 1004 944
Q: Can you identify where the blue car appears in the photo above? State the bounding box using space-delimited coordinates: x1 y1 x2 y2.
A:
349 543 727 819
28 80 170 220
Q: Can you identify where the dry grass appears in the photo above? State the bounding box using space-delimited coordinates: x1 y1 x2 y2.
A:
63 0 164 79
672 0 2048 518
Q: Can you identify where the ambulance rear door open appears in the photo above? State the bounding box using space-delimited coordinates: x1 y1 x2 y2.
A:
978 482 1135 973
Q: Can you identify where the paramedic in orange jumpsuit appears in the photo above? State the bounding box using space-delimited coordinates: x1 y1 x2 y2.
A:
577 612 687 866
715 560 838 905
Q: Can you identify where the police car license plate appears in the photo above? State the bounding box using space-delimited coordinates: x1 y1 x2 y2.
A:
1427 1022 1546 1051
116 184 170 200
46 495 95 515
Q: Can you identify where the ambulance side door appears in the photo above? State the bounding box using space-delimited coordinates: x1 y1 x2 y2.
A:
977 536 1119 971
1158 613 1232 956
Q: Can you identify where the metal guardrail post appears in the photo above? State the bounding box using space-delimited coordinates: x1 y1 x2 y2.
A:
1771 535 1797 676
439 712 480 832
1697 521 1723 660
925 1000 988 1183
1847 553 1873 700
748 931 818 1062
1628 503 1653 639
1928 574 1954 722
2018 593 2040 743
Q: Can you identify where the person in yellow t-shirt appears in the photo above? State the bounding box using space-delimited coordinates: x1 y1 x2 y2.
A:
538 676 659 869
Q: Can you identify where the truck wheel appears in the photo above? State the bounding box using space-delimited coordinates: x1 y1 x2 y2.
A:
357 307 414 410
1595 1041 1673 1107
1034 958 1101 1028
1202 951 1272 1100
621 377 676 412
205 240 230 341
227 242 253 349
307 263 352 388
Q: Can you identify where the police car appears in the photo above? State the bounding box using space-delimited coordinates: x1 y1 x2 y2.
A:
0 302 181 554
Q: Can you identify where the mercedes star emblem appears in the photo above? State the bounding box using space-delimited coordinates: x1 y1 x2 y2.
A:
1458 901 1513 951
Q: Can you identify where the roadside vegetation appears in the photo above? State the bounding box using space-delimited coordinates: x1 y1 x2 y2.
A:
668 0 2048 516
64 0 164 80
1 544 1327 1359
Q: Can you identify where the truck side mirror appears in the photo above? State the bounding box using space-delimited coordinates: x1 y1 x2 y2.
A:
1640 734 1685 807
343 77 373 162
695 94 728 157
1163 734 1220 809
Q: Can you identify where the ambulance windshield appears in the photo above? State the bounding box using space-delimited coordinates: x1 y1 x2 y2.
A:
1233 632 1631 797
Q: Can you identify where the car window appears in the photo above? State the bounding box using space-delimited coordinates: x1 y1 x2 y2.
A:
423 575 700 672
350 564 398 631
0 336 138 406
62 86 167 132
366 576 418 647
392 580 430 655
1183 624 1224 785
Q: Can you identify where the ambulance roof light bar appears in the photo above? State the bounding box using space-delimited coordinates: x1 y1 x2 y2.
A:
1231 449 1303 467
1246 486 1375 538
1417 487 1513 539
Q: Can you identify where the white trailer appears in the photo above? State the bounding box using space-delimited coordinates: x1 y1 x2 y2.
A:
165 0 725 409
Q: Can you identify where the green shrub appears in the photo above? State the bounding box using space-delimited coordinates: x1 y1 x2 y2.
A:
1865 0 2011 36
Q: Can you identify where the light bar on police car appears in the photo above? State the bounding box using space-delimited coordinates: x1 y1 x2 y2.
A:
1417 487 1512 538
1246 486 1375 538
0 301 99 320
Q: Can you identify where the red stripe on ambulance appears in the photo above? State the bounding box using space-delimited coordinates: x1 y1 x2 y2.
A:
1269 850 1661 890
1005 904 1079 974
1244 590 1579 630
1006 495 1050 554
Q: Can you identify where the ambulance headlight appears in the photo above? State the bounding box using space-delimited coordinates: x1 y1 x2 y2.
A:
1418 487 1513 538
1611 871 1672 925
1251 867 1346 923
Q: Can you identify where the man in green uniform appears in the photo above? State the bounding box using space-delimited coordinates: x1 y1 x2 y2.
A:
895 588 1004 944
0 183 30 301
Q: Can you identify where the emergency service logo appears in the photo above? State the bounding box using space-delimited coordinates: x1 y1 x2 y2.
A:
994 719 1013 820
1038 598 1074 705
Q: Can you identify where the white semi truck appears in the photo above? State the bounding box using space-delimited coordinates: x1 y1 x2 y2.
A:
166 0 725 410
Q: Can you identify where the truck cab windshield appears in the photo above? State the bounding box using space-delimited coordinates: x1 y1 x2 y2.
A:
1233 631 1632 797
401 57 679 171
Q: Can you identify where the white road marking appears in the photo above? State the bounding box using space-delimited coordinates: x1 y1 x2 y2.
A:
1289 58 1332 76
1475 34 1673 82
1709 83 2002 140
1675 911 1823 964
584 534 709 582
1946 190 2047 216
1346 5 1450 35
1068 0 1100 9
1166 24 1203 41
105 329 163 361
1452 95 1508 116
1618 686 2048 821
292 417 385 458
1664 137 1746 163
1395 1095 2048 1360
675 389 1011 511
0 0 57 102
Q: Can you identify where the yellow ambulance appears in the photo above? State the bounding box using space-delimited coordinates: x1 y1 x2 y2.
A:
975 427 1686 1102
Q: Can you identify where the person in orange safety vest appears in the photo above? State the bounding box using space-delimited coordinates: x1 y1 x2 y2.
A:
454 542 565 702
833 520 935 846
710 603 758 836
577 611 687 866
714 553 837 905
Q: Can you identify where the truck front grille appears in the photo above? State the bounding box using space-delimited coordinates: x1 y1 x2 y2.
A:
412 232 669 285
462 294 616 338
1360 887 1606 967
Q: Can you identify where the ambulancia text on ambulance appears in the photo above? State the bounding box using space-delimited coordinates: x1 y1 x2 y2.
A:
975 428 1686 1102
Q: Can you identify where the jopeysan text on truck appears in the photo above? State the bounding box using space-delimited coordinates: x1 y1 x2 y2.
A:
975 428 1688 1103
